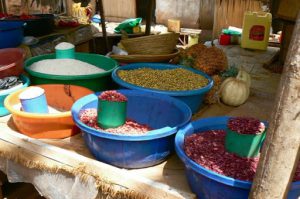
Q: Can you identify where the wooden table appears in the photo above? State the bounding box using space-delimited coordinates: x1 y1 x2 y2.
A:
0 45 280 199
178 28 202 48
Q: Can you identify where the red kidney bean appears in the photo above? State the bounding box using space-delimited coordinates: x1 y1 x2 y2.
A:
184 130 300 182
98 90 127 102
227 117 265 135
79 108 151 135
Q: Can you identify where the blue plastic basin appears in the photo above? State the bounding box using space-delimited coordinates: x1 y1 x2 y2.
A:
72 89 192 168
0 21 24 49
0 75 30 116
111 63 214 114
175 116 300 199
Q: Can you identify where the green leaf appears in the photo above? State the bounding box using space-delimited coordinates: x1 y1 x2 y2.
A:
220 65 238 79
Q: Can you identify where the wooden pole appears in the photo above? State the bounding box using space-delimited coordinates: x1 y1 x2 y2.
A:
145 0 155 35
0 171 5 199
249 12 300 199
97 0 109 53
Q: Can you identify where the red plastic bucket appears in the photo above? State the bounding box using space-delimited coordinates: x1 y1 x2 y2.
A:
0 48 25 78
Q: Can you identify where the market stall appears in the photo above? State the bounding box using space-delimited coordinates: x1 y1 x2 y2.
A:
0 44 283 198
0 0 299 198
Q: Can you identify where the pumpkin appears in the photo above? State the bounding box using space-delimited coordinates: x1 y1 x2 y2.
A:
219 77 250 106
236 67 251 87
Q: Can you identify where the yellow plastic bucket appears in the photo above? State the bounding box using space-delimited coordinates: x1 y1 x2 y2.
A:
241 11 272 50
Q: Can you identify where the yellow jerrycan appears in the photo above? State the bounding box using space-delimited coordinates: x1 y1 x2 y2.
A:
241 11 272 50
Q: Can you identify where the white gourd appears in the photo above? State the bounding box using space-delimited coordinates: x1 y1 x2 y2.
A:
220 77 250 106
236 67 251 87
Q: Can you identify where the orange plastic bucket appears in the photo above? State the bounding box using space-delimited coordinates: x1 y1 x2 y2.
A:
4 84 93 139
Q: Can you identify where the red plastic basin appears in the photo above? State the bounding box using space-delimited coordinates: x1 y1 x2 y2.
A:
0 48 25 79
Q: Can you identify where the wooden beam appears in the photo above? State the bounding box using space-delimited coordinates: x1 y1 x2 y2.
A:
0 171 6 199
277 0 300 22
97 0 109 53
249 12 300 199
0 171 3 199
279 22 295 64
145 0 155 35
0 123 195 199
2 0 5 13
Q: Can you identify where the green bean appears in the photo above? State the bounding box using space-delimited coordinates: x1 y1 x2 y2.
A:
117 68 208 91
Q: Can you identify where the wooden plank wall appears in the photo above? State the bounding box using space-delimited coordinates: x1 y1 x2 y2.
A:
102 0 136 22
156 0 214 29
198 0 215 29
212 0 263 39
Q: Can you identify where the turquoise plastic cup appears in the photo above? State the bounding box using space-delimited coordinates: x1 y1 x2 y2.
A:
225 128 266 158
55 42 75 59
97 99 127 129
19 86 49 113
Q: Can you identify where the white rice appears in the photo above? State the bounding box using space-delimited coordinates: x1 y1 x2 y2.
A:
55 42 75 50
29 59 106 76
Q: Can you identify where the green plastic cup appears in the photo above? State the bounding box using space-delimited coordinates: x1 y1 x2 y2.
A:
55 48 75 59
97 99 127 129
225 129 266 158
55 42 75 59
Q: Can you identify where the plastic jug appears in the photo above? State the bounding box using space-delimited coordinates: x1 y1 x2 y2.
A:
241 12 272 50
188 34 199 47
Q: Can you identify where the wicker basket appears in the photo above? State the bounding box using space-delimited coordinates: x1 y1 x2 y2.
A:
120 33 179 55
110 49 180 63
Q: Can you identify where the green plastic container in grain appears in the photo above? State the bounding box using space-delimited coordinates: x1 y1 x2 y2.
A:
24 53 118 91
225 128 266 158
97 100 127 129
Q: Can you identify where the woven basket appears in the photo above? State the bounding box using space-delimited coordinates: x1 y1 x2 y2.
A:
120 33 179 55
110 49 180 63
